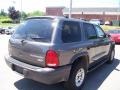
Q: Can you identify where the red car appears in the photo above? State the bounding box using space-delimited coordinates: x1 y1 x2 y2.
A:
108 30 120 43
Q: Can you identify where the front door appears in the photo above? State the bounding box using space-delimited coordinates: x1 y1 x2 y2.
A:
83 23 110 64
93 25 111 59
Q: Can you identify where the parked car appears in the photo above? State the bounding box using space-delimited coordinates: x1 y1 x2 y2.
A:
5 16 115 90
104 20 112 25
107 30 120 43
5 27 16 35
80 18 86 21
0 28 5 34
89 19 104 25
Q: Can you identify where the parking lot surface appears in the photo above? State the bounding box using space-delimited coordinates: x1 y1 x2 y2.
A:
0 35 120 90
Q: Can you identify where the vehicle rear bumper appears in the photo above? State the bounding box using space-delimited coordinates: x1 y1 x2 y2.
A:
5 55 71 84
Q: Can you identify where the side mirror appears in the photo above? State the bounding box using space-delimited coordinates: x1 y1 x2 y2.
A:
98 35 104 38
105 33 111 38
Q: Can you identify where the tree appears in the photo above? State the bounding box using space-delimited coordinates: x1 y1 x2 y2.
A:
21 11 28 19
27 11 44 17
8 6 20 22
0 9 7 16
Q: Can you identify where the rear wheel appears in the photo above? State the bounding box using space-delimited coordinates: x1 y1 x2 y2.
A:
1 30 5 34
107 49 115 64
64 62 86 90
6 33 10 35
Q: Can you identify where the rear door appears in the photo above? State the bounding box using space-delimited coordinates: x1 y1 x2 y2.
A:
9 19 54 67
58 20 84 66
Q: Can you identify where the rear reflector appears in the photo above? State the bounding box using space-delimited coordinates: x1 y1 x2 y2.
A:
45 50 59 67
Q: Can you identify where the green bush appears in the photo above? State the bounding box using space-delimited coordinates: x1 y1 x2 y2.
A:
112 20 120 26
2 20 12 23
0 17 12 23
27 11 44 17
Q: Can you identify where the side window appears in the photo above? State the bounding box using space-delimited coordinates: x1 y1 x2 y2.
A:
95 25 105 38
83 23 97 39
62 21 81 43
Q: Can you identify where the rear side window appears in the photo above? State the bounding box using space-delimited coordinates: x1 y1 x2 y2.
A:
83 23 97 39
62 21 81 43
12 19 53 42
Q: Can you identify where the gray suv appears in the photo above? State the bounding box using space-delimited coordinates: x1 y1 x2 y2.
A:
5 16 115 90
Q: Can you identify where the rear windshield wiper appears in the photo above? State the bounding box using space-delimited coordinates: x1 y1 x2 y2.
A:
30 36 46 40
27 35 49 42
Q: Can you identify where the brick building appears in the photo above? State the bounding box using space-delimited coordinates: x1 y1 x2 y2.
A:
46 7 64 16
46 7 120 21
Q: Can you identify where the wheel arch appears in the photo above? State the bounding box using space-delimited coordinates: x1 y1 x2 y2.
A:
70 52 89 71
109 42 115 55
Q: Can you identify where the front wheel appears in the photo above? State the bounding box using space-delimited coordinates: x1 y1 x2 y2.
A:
64 63 86 90
107 49 115 64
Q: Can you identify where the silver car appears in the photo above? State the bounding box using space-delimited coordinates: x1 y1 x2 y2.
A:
5 16 115 90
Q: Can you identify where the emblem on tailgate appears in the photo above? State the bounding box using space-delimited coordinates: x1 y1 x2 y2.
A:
30 54 44 62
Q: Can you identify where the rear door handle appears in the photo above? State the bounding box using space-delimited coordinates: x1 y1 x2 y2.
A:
93 42 99 46
94 43 99 46
87 47 90 50
21 40 27 45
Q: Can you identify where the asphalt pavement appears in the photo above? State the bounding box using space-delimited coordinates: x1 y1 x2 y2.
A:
0 35 120 90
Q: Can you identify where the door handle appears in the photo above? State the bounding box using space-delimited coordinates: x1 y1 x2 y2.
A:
94 43 99 46
87 47 90 50
93 42 97 46
21 40 24 43
21 40 27 45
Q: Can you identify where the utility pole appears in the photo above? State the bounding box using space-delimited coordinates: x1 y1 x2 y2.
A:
12 0 16 6
117 0 120 20
69 0 72 18
20 0 23 21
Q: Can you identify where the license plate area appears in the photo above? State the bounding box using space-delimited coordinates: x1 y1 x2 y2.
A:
12 64 23 74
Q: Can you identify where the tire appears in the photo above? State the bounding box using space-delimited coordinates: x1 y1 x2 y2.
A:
6 33 10 35
107 49 115 64
1 30 5 34
64 62 87 90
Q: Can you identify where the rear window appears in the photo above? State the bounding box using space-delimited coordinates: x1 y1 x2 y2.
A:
12 19 54 42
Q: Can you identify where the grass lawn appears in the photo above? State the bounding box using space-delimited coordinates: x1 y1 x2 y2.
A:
101 25 120 31
0 23 19 28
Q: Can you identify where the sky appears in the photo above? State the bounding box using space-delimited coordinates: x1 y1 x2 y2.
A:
0 0 119 12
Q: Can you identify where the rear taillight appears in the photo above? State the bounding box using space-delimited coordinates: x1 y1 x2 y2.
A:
45 50 59 67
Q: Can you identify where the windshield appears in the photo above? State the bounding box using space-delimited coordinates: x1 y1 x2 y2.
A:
12 19 54 42
108 30 120 34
